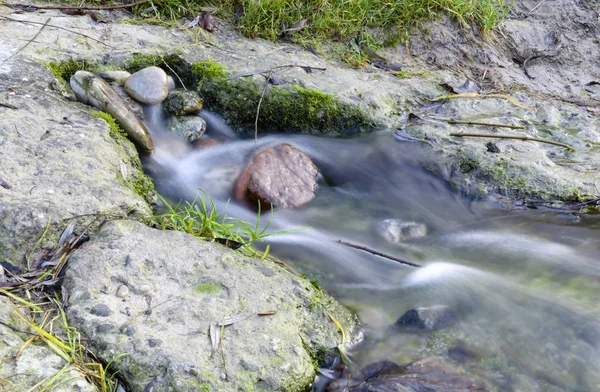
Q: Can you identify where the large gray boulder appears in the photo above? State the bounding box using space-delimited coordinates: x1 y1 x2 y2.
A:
64 220 359 391
0 297 95 391
0 61 151 268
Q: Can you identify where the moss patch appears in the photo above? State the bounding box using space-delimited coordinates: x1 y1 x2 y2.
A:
92 111 156 205
193 61 374 135
194 281 224 295
45 59 101 88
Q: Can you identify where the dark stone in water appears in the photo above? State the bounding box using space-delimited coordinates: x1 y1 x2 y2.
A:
163 89 204 116
328 357 485 392
394 305 458 331
235 143 318 209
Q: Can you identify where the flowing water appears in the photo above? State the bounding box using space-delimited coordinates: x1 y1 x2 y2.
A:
144 106 600 391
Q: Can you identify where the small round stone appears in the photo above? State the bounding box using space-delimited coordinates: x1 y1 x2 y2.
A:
90 303 113 317
124 66 169 104
116 284 130 298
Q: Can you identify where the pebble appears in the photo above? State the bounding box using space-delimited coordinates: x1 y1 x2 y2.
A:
90 303 113 317
163 89 203 116
116 284 130 298
124 66 169 104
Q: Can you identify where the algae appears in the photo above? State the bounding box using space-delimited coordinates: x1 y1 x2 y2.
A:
91 111 156 205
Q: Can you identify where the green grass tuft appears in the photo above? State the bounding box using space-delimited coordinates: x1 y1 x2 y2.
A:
151 191 296 257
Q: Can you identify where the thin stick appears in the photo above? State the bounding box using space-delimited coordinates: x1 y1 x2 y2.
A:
336 240 421 267
447 120 525 129
528 0 547 14
449 132 575 151
0 16 115 49
426 92 533 110
0 320 39 337
0 17 50 67
0 102 18 110
254 70 272 142
230 64 326 80
4 0 150 11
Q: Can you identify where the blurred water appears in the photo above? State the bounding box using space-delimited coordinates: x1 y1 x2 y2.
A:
144 109 600 391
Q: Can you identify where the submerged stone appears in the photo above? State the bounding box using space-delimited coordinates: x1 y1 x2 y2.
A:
163 89 203 116
124 66 168 104
235 143 318 209
328 357 484 392
165 115 207 142
70 70 153 154
375 219 427 243
394 305 458 331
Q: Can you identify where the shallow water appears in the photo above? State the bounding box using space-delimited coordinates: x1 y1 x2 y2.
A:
145 107 600 391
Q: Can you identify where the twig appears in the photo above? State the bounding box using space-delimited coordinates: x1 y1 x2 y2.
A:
447 120 525 129
0 102 18 110
0 320 39 337
230 64 326 80
336 240 421 267
426 92 533 110
0 17 50 67
528 0 547 14
449 132 575 151
254 71 272 141
255 70 272 142
4 0 150 11
0 16 115 49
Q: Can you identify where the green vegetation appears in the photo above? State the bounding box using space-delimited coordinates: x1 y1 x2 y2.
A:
45 59 100 88
92 111 128 140
194 281 224 295
194 61 373 134
59 0 509 66
92 111 157 204
151 192 295 257
0 221 125 392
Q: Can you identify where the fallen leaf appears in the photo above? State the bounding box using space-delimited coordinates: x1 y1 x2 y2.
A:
199 12 215 32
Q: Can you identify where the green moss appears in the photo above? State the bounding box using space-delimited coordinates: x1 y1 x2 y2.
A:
45 59 101 88
199 74 373 135
92 111 128 140
190 61 227 86
194 281 224 295
92 111 156 204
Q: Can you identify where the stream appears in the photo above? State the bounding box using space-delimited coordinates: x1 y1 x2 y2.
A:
144 106 600 391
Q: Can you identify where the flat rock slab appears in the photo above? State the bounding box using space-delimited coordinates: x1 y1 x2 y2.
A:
0 297 95 391
236 143 318 209
0 60 151 267
64 220 358 391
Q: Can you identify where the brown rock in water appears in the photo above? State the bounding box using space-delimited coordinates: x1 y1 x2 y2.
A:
328 357 485 392
235 143 318 209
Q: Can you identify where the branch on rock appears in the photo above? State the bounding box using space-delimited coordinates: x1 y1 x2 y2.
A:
449 132 575 151
426 92 533 110
336 240 421 267
0 16 114 49
4 0 150 11
230 64 327 80
447 120 525 130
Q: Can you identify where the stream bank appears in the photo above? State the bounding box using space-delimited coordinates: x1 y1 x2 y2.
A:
2 1 600 391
